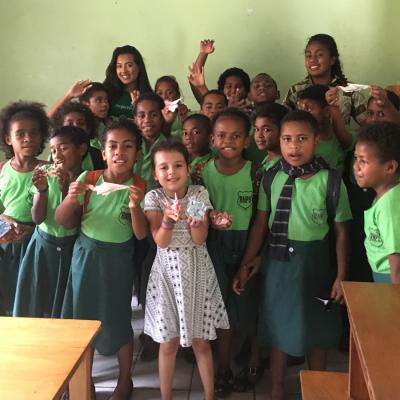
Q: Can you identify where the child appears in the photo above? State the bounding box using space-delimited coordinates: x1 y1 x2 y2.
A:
200 90 228 119
55 118 147 399
249 73 280 107
51 102 105 170
194 108 264 395
13 126 89 317
133 93 168 190
233 110 351 400
253 103 288 170
79 82 112 149
353 122 400 283
181 113 213 168
103 45 153 118
155 75 190 136
283 33 367 125
366 87 400 124
298 84 353 170
0 101 50 316
143 139 229 400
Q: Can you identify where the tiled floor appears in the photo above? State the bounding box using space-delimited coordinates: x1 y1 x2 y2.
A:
92 299 348 399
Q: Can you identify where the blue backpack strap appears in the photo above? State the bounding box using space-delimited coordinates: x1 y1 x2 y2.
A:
261 162 280 203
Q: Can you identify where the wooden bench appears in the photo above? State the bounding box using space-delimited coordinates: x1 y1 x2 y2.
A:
301 370 348 400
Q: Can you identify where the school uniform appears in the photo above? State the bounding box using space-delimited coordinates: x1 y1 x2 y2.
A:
244 127 267 164
0 161 36 315
364 183 400 283
13 176 77 317
200 159 262 336
61 171 143 355
257 169 352 356
109 92 133 119
315 135 349 171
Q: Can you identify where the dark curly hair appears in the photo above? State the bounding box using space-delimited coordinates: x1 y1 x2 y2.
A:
357 122 400 167
79 82 109 103
298 84 329 107
51 102 97 139
133 92 165 115
200 90 228 107
217 68 251 94
306 34 348 86
103 45 152 104
183 113 212 135
211 107 251 135
252 103 289 127
102 118 142 151
151 138 190 170
0 101 49 158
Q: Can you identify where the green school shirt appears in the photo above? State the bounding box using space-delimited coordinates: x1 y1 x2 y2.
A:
77 171 134 243
134 133 166 191
315 135 345 170
0 161 35 223
81 152 94 171
201 160 255 231
33 176 77 237
109 92 133 119
262 155 280 170
190 151 213 168
257 169 352 241
244 127 266 164
364 183 400 275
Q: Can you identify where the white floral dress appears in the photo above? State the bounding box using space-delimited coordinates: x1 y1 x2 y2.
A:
144 185 229 346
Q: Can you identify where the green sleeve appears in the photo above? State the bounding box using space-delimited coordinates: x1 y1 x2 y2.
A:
379 197 400 254
76 171 89 206
334 181 352 222
257 183 269 212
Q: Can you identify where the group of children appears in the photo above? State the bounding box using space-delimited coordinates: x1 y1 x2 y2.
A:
0 33 399 400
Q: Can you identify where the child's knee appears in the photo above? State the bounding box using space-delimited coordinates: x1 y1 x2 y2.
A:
191 339 211 354
160 338 179 356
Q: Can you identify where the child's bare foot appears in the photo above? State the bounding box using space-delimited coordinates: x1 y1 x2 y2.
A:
109 379 133 400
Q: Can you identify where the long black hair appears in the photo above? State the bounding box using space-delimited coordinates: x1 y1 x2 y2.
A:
103 45 152 104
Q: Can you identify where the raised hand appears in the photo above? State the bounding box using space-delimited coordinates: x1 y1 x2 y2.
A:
188 63 205 88
200 39 215 55
67 79 92 98
128 184 145 209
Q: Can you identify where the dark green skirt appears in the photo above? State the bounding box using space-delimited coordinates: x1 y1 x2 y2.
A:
61 233 135 355
0 234 32 316
258 238 341 356
207 229 259 336
13 227 76 318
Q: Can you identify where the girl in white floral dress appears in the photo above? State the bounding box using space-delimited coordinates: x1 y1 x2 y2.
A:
144 139 229 400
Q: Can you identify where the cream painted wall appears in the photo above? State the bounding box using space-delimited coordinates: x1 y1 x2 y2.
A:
0 0 399 158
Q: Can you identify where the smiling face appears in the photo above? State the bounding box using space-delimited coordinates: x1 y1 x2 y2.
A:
212 116 250 161
250 75 279 104
50 136 87 172
155 80 179 102
153 150 189 197
223 76 247 103
182 118 210 159
280 120 319 166
254 116 280 152
6 118 42 158
304 41 336 80
102 128 138 174
134 100 163 143
116 53 139 86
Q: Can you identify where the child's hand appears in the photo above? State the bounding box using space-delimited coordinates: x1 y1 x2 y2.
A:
128 185 145 209
32 169 48 192
67 79 92 98
67 181 88 200
232 266 250 295
178 103 190 120
188 63 205 88
210 211 232 230
370 85 388 107
330 278 344 304
200 39 215 54
187 214 207 228
162 105 178 125
129 89 141 105
325 87 340 107
0 227 17 244
54 168 72 194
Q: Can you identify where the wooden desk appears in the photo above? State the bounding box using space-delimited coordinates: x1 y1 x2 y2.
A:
0 317 100 400
301 282 400 400
343 282 400 400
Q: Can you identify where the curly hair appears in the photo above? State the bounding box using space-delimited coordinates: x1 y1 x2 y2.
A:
357 121 400 166
211 107 251 135
155 75 181 98
252 103 289 127
102 118 142 150
298 84 329 107
217 68 251 94
51 102 97 139
281 110 319 135
0 101 49 158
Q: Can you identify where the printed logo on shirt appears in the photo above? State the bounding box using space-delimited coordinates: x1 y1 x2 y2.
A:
368 226 383 247
237 191 252 210
311 208 327 225
119 205 131 225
